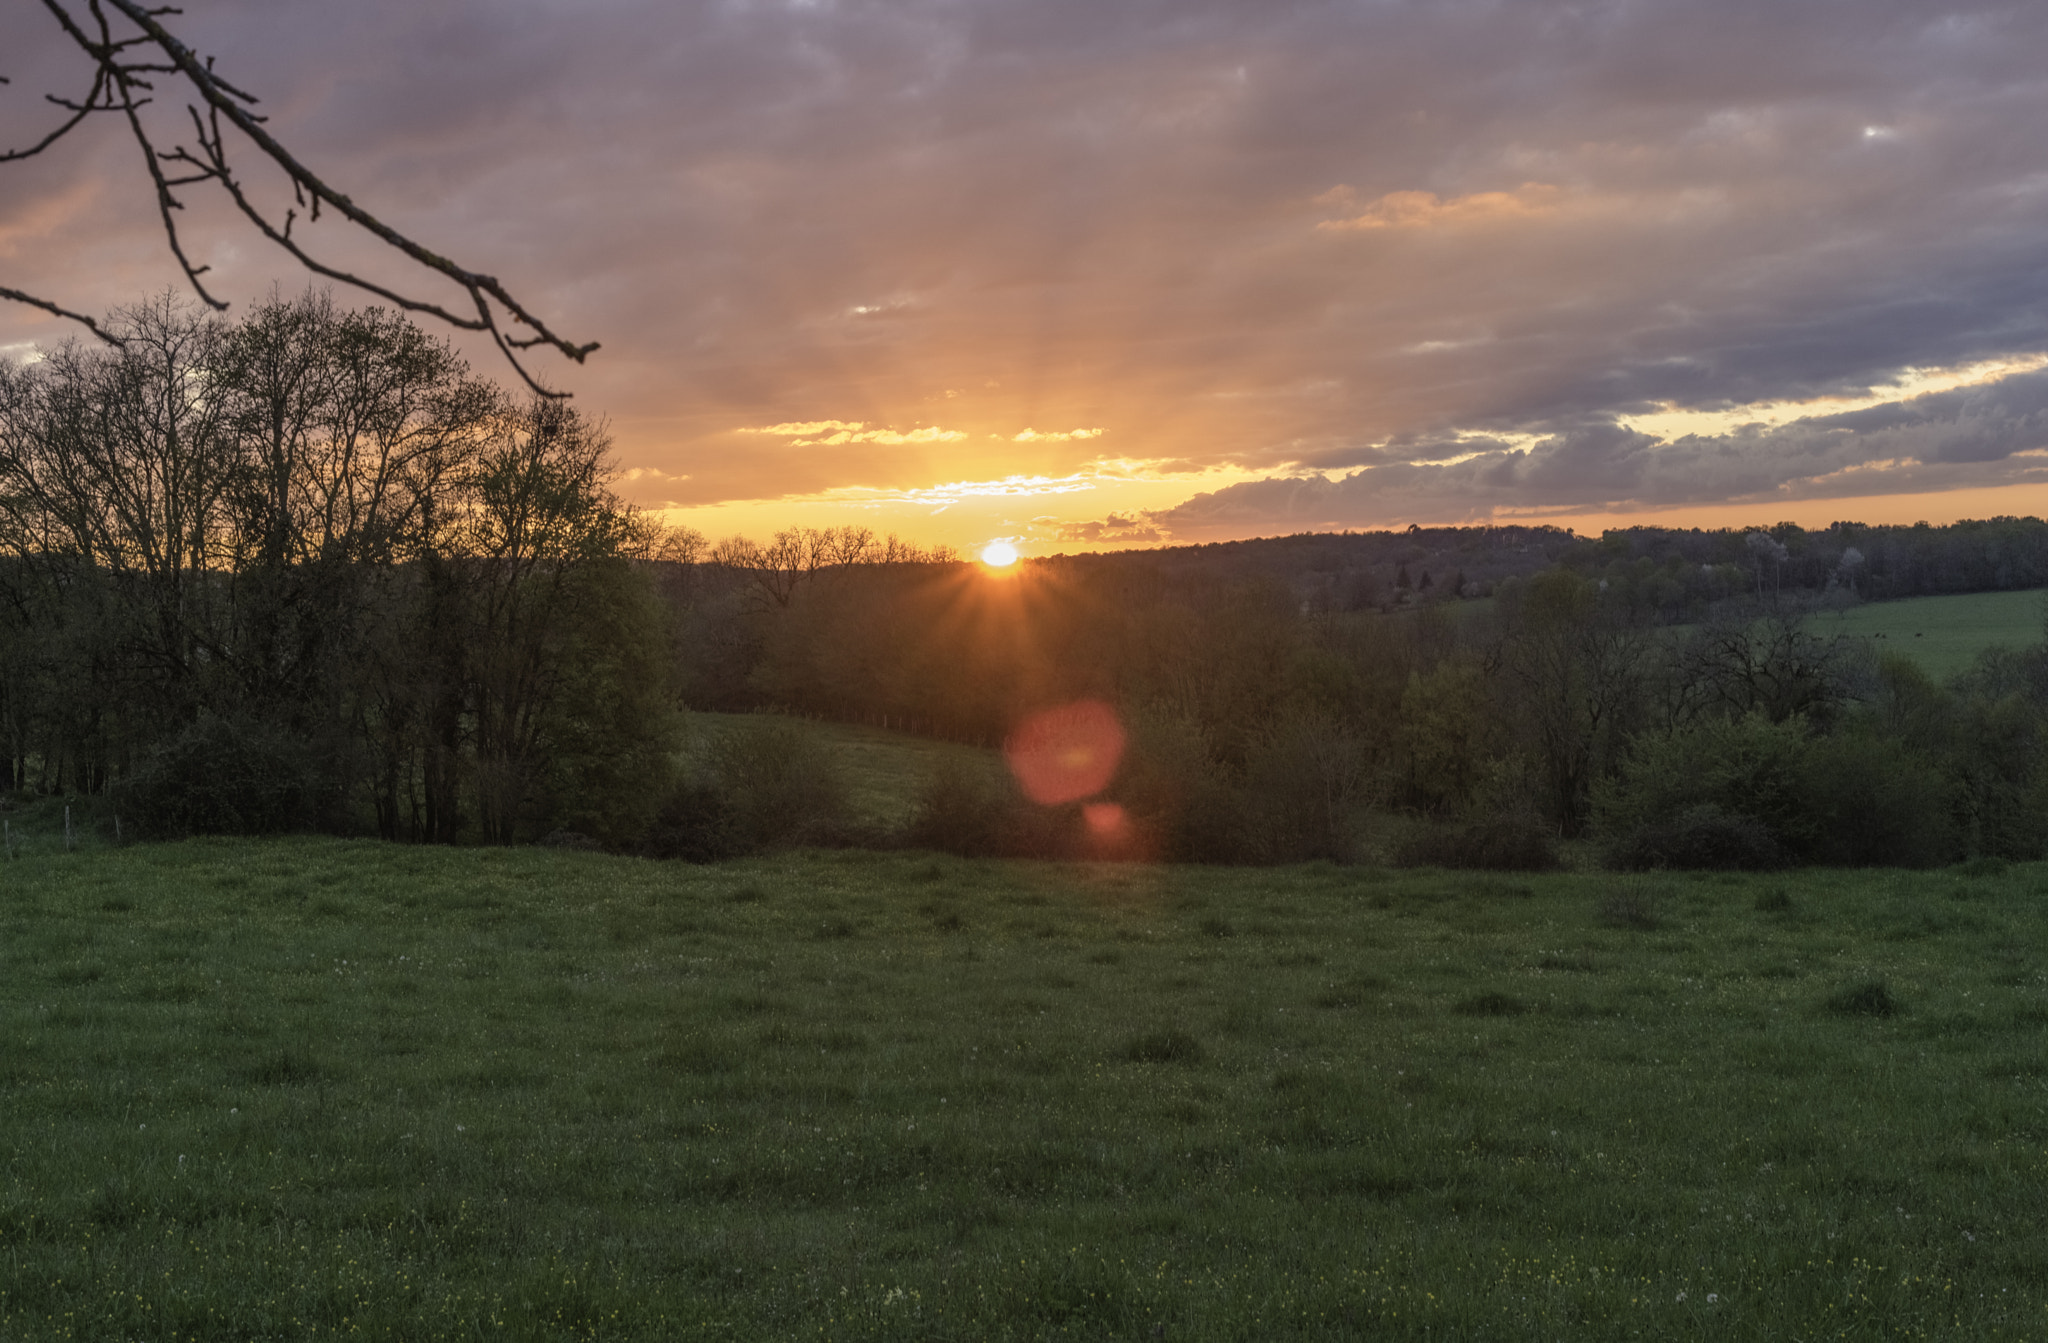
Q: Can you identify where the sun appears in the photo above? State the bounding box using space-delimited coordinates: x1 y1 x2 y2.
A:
980 540 1020 568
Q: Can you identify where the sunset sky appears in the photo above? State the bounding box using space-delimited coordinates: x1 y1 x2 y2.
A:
7 0 2048 555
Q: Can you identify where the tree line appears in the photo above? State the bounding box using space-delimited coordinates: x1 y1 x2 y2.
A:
7 295 2046 869
0 293 673 845
667 551 2048 869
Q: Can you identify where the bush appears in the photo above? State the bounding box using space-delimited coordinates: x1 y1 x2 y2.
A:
1594 712 1815 856
644 718 851 860
117 713 332 837
641 779 743 862
1235 711 1368 863
1394 817 1562 871
713 719 852 848
1595 712 1956 868
904 757 1016 857
1825 979 1902 1018
1113 709 1247 864
1603 803 1785 872
1596 883 1662 930
1798 730 1957 867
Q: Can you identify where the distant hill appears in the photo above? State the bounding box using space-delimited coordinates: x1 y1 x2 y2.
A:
1042 515 2048 620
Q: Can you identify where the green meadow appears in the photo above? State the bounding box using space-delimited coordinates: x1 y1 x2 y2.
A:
684 713 1001 834
1809 588 2047 680
2 839 2044 1339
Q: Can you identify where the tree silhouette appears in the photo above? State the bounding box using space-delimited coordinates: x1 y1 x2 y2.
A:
2 0 594 394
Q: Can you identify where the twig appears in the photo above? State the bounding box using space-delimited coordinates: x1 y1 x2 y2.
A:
2 0 598 393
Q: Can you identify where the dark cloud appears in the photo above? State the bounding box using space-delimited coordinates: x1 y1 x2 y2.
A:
1154 366 2048 536
7 0 2048 534
1055 513 1163 545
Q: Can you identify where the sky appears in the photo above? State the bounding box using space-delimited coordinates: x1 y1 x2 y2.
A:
7 0 2048 556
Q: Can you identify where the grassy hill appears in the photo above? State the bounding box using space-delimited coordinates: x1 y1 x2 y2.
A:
1809 588 2045 680
2 838 2042 1337
686 711 1003 831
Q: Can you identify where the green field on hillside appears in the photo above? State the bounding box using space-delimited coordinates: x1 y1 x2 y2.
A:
1810 588 2046 680
687 712 1002 831
2 839 2043 1338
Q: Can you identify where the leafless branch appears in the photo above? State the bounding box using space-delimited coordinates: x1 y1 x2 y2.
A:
0 284 116 340
1 0 598 394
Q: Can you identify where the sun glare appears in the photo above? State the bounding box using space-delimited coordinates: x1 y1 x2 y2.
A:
980 540 1020 567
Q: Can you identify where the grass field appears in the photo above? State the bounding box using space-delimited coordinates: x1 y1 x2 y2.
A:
1809 588 2047 681
687 712 1001 832
3 839 2045 1339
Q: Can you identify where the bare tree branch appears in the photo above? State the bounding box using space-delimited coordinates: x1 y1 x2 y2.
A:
0 284 116 340
2 0 598 395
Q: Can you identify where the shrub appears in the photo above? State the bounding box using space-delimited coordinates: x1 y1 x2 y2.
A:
709 719 852 850
640 779 745 862
1594 713 1814 857
1235 711 1369 863
1596 883 1661 930
1596 712 1957 868
1114 709 1246 864
1798 730 1957 868
117 713 332 837
1825 979 1901 1018
1454 991 1529 1016
1394 817 1562 871
1121 1030 1204 1064
905 757 1015 857
644 717 850 860
1604 803 1785 872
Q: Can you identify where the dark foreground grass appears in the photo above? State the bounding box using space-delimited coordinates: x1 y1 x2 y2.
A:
2 842 2045 1339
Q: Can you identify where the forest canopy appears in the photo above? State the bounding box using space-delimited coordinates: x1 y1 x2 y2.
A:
0 291 667 843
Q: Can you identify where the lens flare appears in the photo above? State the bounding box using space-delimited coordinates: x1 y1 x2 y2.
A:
1004 700 1126 805
980 540 1020 567
1082 801 1127 835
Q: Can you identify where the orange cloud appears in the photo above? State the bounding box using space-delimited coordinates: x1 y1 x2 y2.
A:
1011 427 1104 442
1317 183 1563 231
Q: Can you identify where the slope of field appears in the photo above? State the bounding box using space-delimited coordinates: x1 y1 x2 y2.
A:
687 711 1003 830
1810 588 2045 680
2 839 2043 1338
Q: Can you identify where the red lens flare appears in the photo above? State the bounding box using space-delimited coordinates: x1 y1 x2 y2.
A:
1003 700 1126 806
1082 801 1127 835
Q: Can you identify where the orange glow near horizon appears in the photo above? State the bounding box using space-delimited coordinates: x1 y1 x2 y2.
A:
980 540 1020 567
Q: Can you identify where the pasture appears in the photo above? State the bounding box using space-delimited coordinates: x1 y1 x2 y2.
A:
2 839 2044 1338
685 711 1001 833
1809 588 2047 680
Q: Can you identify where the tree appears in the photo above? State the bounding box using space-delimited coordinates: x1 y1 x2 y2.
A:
1 290 672 843
455 396 656 842
1491 569 1652 834
4 0 592 393
1660 611 1868 730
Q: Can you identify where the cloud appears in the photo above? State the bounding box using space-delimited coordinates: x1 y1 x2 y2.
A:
1055 512 1163 544
11 0 2048 536
1152 364 2048 537
738 421 969 446
795 426 969 446
1012 427 1104 442
1316 183 1564 231
739 420 867 436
